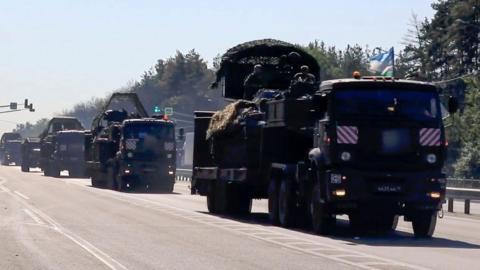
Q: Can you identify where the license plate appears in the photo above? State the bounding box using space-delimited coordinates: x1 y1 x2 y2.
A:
375 184 403 193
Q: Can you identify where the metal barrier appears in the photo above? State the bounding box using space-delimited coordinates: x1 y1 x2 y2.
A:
446 178 480 214
175 168 192 182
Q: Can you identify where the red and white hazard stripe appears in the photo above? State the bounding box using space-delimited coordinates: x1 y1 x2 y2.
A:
336 126 358 144
419 128 441 146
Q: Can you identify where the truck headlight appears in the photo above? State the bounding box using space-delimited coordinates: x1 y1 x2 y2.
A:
426 153 437 164
340 151 351 161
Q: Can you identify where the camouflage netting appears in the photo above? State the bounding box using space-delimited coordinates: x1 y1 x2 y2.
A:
206 100 258 140
212 39 320 88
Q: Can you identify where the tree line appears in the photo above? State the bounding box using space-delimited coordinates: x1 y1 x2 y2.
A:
12 0 479 177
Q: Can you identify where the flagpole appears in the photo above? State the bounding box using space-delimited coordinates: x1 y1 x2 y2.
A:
392 47 395 78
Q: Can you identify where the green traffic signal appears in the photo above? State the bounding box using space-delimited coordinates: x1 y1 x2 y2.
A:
153 106 161 113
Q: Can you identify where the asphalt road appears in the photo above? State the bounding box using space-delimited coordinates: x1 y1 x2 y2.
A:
1 166 479 270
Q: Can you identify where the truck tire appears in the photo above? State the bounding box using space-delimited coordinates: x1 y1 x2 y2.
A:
278 178 296 228
412 211 437 238
206 181 217 213
106 167 118 190
21 163 30 172
311 183 334 235
230 188 252 216
268 179 280 225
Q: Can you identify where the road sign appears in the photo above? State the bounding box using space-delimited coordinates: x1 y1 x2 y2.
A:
164 107 173 116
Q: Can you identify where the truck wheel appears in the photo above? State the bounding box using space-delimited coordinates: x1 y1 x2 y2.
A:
377 215 399 233
51 165 61 178
268 179 280 225
106 167 118 190
229 188 252 216
311 183 334 234
21 163 30 172
278 178 296 228
206 181 217 213
412 211 437 238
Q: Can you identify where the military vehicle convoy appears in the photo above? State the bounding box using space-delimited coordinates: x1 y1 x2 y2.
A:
86 93 176 192
22 117 85 176
21 137 41 172
191 39 456 237
0 132 23 166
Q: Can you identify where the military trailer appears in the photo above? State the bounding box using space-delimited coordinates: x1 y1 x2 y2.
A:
0 132 23 166
86 93 176 192
21 137 41 172
191 39 455 237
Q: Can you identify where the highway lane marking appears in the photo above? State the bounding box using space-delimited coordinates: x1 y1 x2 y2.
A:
2 185 129 270
14 191 30 200
23 208 45 225
76 187 430 270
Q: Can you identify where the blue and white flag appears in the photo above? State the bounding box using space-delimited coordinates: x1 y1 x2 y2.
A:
368 47 394 76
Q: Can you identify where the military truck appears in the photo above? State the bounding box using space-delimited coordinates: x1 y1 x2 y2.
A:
43 130 87 177
86 93 176 192
0 132 23 166
191 39 456 237
21 117 84 176
21 137 41 172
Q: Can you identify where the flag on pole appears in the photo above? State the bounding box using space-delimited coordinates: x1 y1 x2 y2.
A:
368 47 394 76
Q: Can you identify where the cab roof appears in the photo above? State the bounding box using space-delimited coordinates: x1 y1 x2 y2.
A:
319 78 437 93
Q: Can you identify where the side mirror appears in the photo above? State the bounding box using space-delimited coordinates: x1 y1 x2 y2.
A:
448 96 459 114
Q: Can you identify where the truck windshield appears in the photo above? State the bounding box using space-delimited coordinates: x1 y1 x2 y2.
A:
334 89 441 122
123 123 174 140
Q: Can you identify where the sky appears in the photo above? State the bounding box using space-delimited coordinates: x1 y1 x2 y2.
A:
0 0 435 134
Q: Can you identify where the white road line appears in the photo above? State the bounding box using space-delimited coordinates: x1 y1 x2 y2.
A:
23 208 45 225
3 185 128 270
14 191 30 200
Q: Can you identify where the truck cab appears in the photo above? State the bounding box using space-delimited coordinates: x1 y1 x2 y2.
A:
113 118 176 192
308 77 453 236
46 130 86 177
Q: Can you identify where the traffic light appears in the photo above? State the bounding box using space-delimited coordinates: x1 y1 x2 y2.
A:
9 102 17 110
29 103 35 112
153 106 161 113
24 99 28 109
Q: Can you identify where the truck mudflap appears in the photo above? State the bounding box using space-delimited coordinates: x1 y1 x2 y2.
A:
321 169 446 213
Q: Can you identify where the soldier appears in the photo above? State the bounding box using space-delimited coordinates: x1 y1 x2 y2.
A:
293 65 316 84
243 64 265 100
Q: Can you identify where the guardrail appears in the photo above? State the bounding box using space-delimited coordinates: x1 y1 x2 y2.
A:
176 168 192 182
174 170 479 214
446 178 480 214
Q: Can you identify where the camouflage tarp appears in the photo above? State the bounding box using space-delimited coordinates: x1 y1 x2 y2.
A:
206 100 257 140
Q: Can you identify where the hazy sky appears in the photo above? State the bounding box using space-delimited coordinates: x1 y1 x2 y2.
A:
0 0 435 134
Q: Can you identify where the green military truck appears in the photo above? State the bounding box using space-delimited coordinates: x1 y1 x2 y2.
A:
0 132 23 166
21 117 84 177
86 93 177 192
191 39 456 237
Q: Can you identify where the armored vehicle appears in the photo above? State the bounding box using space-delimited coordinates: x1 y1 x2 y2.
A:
86 93 177 192
191 39 455 237
21 137 41 172
0 132 23 166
